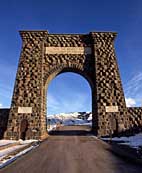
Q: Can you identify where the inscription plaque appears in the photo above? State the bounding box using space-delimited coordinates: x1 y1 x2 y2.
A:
18 107 32 114
106 106 118 112
45 47 92 55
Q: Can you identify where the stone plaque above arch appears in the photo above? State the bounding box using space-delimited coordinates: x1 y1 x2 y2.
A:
45 47 92 54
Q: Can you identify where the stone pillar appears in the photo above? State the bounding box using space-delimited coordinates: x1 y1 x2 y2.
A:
5 31 48 140
91 32 127 136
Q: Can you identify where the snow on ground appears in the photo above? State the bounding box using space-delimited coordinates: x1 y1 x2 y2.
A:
18 139 38 145
0 139 38 168
47 124 57 132
102 133 142 148
0 145 38 169
0 139 38 148
0 140 17 147
0 144 27 159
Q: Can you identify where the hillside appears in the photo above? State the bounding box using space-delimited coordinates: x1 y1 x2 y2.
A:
47 112 92 129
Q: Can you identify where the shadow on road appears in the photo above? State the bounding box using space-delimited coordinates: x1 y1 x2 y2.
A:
49 129 91 136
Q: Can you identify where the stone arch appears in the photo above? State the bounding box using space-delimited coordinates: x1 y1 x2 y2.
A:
44 64 94 121
4 31 128 140
42 64 96 134
44 64 94 90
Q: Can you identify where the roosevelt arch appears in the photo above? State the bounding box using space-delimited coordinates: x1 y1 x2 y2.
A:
4 31 129 140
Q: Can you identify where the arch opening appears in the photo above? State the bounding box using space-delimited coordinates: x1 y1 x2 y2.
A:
45 70 94 131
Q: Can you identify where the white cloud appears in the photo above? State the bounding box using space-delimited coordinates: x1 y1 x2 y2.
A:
47 92 91 115
125 98 136 107
124 72 142 106
125 72 142 95
0 103 3 108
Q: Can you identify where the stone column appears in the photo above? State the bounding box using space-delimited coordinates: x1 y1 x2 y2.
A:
91 32 127 136
5 31 48 140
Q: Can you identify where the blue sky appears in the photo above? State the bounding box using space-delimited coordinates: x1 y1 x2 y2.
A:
47 73 91 115
0 0 142 114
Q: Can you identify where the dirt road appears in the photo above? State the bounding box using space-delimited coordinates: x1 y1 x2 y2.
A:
0 125 142 173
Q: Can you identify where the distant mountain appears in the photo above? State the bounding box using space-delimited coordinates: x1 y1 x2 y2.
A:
47 112 92 128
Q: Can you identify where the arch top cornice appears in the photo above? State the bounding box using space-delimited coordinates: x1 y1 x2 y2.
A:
90 32 117 43
19 30 117 43
19 30 49 41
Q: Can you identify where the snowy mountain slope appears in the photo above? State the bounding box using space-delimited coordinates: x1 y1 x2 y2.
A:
47 112 92 130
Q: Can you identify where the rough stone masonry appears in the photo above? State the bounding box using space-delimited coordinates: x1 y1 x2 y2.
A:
1 30 142 140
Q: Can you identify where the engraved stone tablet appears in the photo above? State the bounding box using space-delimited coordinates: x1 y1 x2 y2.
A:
18 107 32 114
45 47 92 55
106 106 118 112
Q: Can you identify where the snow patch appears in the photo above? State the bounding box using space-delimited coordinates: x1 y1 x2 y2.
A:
0 140 17 147
0 139 39 168
0 145 26 159
102 133 142 148
18 139 38 145
0 145 38 169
